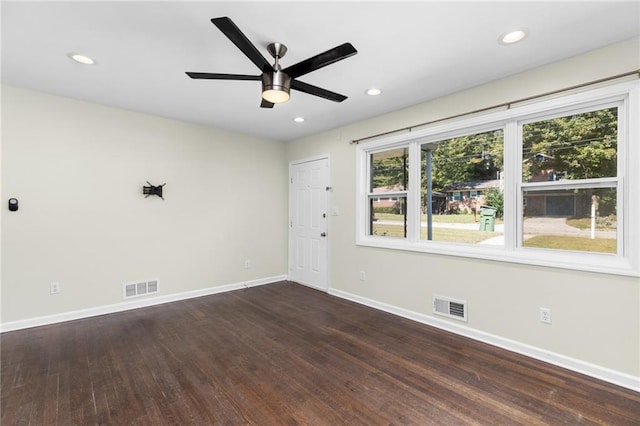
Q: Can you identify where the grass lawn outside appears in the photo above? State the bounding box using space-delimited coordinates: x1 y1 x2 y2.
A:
371 212 615 251
371 223 501 243
566 217 617 230
523 235 616 253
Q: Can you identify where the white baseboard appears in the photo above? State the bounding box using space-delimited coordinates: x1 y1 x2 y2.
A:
329 288 640 393
0 275 287 333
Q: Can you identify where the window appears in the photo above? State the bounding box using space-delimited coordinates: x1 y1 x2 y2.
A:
521 107 618 254
368 147 408 238
420 129 504 244
356 80 639 276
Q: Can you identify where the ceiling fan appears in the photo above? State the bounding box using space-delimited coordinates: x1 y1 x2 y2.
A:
186 17 358 108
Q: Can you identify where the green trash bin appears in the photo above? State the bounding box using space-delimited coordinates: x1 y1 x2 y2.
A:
479 207 496 231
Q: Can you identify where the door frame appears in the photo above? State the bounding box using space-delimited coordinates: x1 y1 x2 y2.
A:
288 154 331 292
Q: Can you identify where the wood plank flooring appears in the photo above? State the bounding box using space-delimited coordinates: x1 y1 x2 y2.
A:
2 281 639 425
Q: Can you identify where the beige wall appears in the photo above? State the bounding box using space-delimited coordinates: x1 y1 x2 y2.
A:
1 86 288 323
286 38 640 378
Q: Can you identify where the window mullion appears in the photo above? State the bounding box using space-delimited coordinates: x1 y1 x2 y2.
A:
406 142 421 242
619 92 631 260
504 120 519 250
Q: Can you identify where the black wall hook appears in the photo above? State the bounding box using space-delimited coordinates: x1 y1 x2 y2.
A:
143 182 166 200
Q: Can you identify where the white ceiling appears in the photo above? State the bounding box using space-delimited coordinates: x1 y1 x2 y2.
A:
2 1 639 141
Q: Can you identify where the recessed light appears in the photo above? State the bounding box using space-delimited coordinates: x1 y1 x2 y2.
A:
69 53 95 65
499 29 529 45
366 88 382 96
293 117 305 123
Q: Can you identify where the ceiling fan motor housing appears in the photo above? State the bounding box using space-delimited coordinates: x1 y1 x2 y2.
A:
262 70 291 103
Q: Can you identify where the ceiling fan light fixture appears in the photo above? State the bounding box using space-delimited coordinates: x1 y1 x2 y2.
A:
263 88 290 103
262 70 291 103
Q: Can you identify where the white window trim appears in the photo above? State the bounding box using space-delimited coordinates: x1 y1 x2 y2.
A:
356 80 639 277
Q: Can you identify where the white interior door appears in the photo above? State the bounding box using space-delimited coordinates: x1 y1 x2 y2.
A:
289 157 329 291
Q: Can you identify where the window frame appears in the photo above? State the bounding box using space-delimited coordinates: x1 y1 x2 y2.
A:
355 80 639 276
366 145 410 238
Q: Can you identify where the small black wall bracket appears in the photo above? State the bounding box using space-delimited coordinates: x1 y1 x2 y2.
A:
143 181 166 200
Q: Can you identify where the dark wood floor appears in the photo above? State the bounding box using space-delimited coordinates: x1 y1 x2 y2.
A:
2 281 639 425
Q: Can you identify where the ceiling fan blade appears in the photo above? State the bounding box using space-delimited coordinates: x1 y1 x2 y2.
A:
283 43 357 79
260 99 275 108
291 80 348 103
186 72 261 81
211 17 273 73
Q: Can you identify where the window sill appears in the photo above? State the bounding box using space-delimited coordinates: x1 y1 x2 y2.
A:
355 236 638 277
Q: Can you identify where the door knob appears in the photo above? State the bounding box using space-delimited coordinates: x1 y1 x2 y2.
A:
320 232 327 237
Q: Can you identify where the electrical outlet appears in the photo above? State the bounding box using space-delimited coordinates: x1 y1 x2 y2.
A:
244 260 252 269
359 271 366 281
540 307 551 323
50 282 60 294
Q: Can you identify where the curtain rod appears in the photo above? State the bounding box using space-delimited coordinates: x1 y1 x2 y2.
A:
350 69 640 145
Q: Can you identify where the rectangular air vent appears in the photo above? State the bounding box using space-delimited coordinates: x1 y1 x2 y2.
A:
123 279 160 299
433 295 467 322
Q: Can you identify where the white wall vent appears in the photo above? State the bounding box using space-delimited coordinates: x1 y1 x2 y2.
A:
433 295 467 322
123 279 159 299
